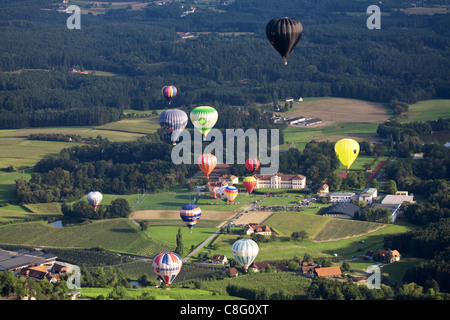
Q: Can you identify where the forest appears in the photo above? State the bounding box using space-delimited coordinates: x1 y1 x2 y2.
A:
0 0 449 128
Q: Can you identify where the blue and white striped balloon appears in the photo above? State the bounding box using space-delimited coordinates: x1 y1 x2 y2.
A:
231 239 259 271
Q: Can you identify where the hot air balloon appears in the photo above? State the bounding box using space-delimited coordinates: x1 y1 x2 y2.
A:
231 239 259 272
243 176 257 194
190 106 218 141
87 191 102 211
161 85 177 104
215 185 227 201
335 138 360 173
224 185 238 203
245 158 260 173
266 17 303 65
198 153 217 177
152 252 182 289
158 109 188 145
210 186 218 199
180 204 201 233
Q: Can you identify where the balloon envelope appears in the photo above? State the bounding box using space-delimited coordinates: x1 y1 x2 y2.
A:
158 109 188 145
180 204 202 232
243 176 257 194
87 191 102 211
245 158 260 172
335 138 360 171
210 186 218 199
215 185 227 201
152 252 182 287
232 239 259 271
161 85 177 104
190 106 218 141
198 154 217 176
266 17 303 65
224 185 238 202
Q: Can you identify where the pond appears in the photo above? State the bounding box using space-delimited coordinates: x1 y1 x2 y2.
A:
49 220 63 227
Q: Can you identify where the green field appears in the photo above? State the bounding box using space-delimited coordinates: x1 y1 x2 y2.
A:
264 212 331 238
399 99 450 123
0 125 148 169
135 189 199 211
0 219 173 257
146 225 218 251
195 192 264 212
80 285 242 300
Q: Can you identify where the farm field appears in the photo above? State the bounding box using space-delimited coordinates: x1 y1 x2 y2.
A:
195 193 264 212
0 125 147 169
283 98 389 124
232 211 274 226
0 219 173 257
133 188 199 211
80 285 243 300
145 226 218 251
207 212 413 262
130 209 235 221
398 99 450 123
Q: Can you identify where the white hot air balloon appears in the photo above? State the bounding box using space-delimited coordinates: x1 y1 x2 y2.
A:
231 239 259 272
87 191 102 211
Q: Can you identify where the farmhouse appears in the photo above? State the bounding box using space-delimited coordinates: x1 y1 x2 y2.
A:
299 261 319 275
249 262 270 273
211 254 228 264
319 184 329 194
218 174 238 185
314 266 342 278
373 249 401 263
228 267 239 277
253 173 306 189
245 223 272 235
322 202 360 219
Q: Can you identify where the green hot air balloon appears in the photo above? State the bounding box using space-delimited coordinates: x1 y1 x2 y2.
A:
190 106 218 141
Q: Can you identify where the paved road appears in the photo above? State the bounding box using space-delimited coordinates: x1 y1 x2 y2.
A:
182 195 267 262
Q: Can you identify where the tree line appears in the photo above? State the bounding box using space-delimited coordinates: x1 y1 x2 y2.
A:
14 134 196 204
0 0 449 128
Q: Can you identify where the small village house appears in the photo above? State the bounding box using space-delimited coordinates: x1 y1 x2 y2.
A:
211 254 228 264
249 262 270 273
314 266 342 278
245 223 272 236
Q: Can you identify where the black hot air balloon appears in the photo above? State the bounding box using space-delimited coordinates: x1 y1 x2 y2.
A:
266 17 303 65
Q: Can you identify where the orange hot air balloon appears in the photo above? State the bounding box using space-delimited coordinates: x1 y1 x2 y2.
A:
198 154 217 176
243 176 257 194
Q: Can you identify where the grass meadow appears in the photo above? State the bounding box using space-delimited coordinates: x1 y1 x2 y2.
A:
0 218 173 257
399 99 450 123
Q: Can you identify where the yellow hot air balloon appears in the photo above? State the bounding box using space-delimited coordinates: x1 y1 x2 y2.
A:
335 138 360 172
